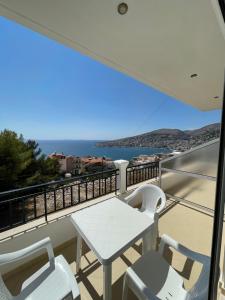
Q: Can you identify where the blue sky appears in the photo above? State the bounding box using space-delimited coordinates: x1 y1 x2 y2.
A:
0 17 221 140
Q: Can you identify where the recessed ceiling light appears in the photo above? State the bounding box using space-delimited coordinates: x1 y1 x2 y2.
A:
190 74 198 78
118 3 128 15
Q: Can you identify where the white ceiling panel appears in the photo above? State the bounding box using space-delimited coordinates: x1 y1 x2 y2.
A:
0 0 224 110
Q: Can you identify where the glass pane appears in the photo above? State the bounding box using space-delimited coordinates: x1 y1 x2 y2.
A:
160 170 216 210
161 140 219 177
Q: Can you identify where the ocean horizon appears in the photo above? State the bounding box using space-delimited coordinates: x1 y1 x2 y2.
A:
37 140 171 161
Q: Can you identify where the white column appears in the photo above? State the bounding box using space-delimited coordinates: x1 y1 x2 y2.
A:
114 160 129 194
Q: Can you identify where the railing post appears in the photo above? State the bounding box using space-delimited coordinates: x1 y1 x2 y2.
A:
159 160 162 187
114 160 129 194
44 189 48 222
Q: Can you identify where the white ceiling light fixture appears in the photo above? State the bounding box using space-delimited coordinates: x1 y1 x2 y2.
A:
118 3 128 15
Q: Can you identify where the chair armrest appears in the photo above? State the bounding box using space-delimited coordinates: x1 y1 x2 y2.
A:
155 192 166 214
143 288 161 300
159 234 209 265
127 269 160 300
124 189 140 207
0 237 54 266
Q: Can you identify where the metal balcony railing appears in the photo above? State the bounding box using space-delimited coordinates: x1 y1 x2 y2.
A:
0 169 119 232
126 161 159 187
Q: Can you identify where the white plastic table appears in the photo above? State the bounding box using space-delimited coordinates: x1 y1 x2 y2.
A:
70 197 154 300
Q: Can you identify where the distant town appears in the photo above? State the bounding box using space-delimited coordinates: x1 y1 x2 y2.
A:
48 152 175 177
49 123 221 178
97 123 220 151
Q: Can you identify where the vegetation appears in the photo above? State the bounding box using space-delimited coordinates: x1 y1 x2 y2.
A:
0 129 60 192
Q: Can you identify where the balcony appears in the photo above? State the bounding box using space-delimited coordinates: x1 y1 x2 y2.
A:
0 183 219 299
0 144 223 299
0 1 224 298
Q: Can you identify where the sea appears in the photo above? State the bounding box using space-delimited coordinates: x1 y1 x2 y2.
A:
37 140 171 161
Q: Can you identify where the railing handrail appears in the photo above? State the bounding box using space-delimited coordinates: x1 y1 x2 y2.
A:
0 171 119 205
160 167 217 182
126 160 159 188
127 161 159 169
0 160 159 232
0 169 118 198
0 168 119 232
159 138 219 166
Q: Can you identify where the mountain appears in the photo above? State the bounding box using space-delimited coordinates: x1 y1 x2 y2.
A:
96 123 220 151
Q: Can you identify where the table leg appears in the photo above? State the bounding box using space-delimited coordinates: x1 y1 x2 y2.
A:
103 264 112 300
152 223 158 250
76 234 82 273
143 229 154 254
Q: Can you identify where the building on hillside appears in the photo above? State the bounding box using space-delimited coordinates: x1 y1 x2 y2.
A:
131 154 160 166
48 153 67 173
48 153 113 175
155 151 182 161
48 153 83 175
80 156 113 173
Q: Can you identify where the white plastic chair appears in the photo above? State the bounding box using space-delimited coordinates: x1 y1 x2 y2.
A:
219 245 225 291
122 234 211 300
0 237 80 300
125 184 166 250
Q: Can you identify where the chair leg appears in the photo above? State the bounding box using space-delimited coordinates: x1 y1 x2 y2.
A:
76 235 82 273
122 274 129 300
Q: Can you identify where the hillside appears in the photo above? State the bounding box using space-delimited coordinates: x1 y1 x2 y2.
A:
96 123 220 151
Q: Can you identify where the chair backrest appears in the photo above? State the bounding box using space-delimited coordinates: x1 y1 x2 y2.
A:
159 234 211 300
137 184 166 214
186 254 211 300
0 237 54 300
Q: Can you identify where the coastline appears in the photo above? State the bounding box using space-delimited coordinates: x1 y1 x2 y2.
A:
38 140 171 161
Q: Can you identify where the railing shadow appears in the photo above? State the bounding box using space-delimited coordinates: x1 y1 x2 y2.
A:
64 237 141 300
75 252 139 300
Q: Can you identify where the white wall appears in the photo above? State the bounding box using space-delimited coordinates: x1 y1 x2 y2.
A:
59 158 67 172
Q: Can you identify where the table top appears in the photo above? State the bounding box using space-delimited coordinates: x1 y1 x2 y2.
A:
70 197 153 264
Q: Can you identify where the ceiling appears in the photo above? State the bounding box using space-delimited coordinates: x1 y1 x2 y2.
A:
0 0 224 111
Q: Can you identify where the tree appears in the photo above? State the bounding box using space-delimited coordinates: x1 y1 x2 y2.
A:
0 129 59 192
